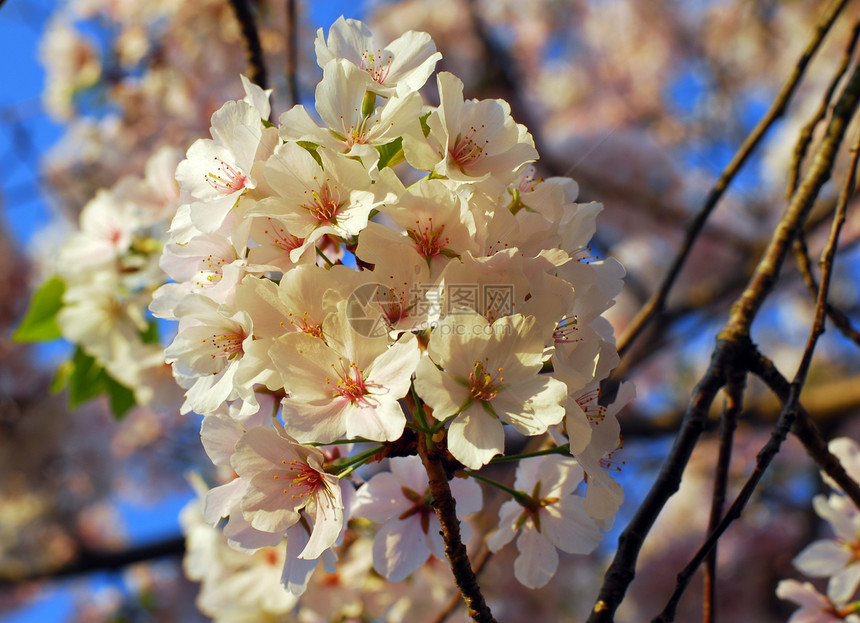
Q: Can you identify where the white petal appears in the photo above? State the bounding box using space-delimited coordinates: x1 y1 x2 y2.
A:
372 517 430 582
514 524 558 589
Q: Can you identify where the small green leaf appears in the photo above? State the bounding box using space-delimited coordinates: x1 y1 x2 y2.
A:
68 347 107 408
376 137 404 169
65 346 137 418
105 375 136 420
13 277 66 342
50 360 74 394
419 112 431 138
140 320 160 345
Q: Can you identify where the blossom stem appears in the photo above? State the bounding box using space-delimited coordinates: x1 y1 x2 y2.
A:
488 444 570 464
417 431 497 623
314 246 334 267
307 437 371 446
410 382 431 433
463 469 532 508
334 444 385 478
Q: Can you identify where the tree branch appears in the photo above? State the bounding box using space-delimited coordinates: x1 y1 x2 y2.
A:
417 432 497 623
589 30 860 623
703 371 744 623
617 0 851 357
227 0 269 90
0 537 185 586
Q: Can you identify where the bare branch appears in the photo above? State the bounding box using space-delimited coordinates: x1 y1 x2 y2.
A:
703 371 744 623
227 0 269 90
617 0 851 357
417 432 497 623
0 537 185 586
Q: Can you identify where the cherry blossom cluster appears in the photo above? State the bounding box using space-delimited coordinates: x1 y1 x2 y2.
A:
51 146 182 408
778 437 860 623
146 16 628 618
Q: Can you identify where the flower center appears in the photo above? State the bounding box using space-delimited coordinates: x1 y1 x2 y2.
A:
328 358 372 404
517 165 541 193
278 459 324 499
194 254 229 289
360 49 393 84
285 311 324 339
408 217 449 258
303 181 342 222
576 389 605 424
398 486 434 534
553 315 581 343
206 158 248 195
449 126 488 170
469 359 503 401
206 330 245 360
262 218 304 255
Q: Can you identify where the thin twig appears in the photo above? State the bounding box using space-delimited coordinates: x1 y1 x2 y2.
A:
702 371 744 623
432 549 494 623
285 0 299 107
416 432 497 623
227 0 269 89
0 536 185 585
749 351 860 509
794 232 860 346
588 43 860 623
654 125 860 622
616 0 851 358
787 21 860 197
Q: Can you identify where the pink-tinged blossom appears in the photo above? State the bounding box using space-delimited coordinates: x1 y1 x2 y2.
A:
161 293 258 416
175 98 277 240
414 311 568 469
568 382 634 522
823 438 860 493
794 493 860 604
270 307 420 443
360 176 478 279
403 72 538 185
250 142 388 261
777 579 860 623
314 17 442 97
279 59 423 165
351 455 482 581
199 409 283 554
231 425 344 561
487 455 602 589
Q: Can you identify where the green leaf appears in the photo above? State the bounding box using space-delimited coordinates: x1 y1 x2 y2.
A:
13 276 66 342
376 137 404 169
140 319 160 345
68 347 108 408
105 375 136 420
419 111 431 138
65 346 137 419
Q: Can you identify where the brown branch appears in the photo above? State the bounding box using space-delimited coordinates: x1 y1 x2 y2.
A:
227 0 269 90
616 0 851 357
794 232 860 347
703 371 744 623
655 117 860 623
416 432 497 623
432 548 493 623
723 55 860 339
284 0 299 107
589 36 860 623
0 536 185 586
787 21 860 197
749 352 860 509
